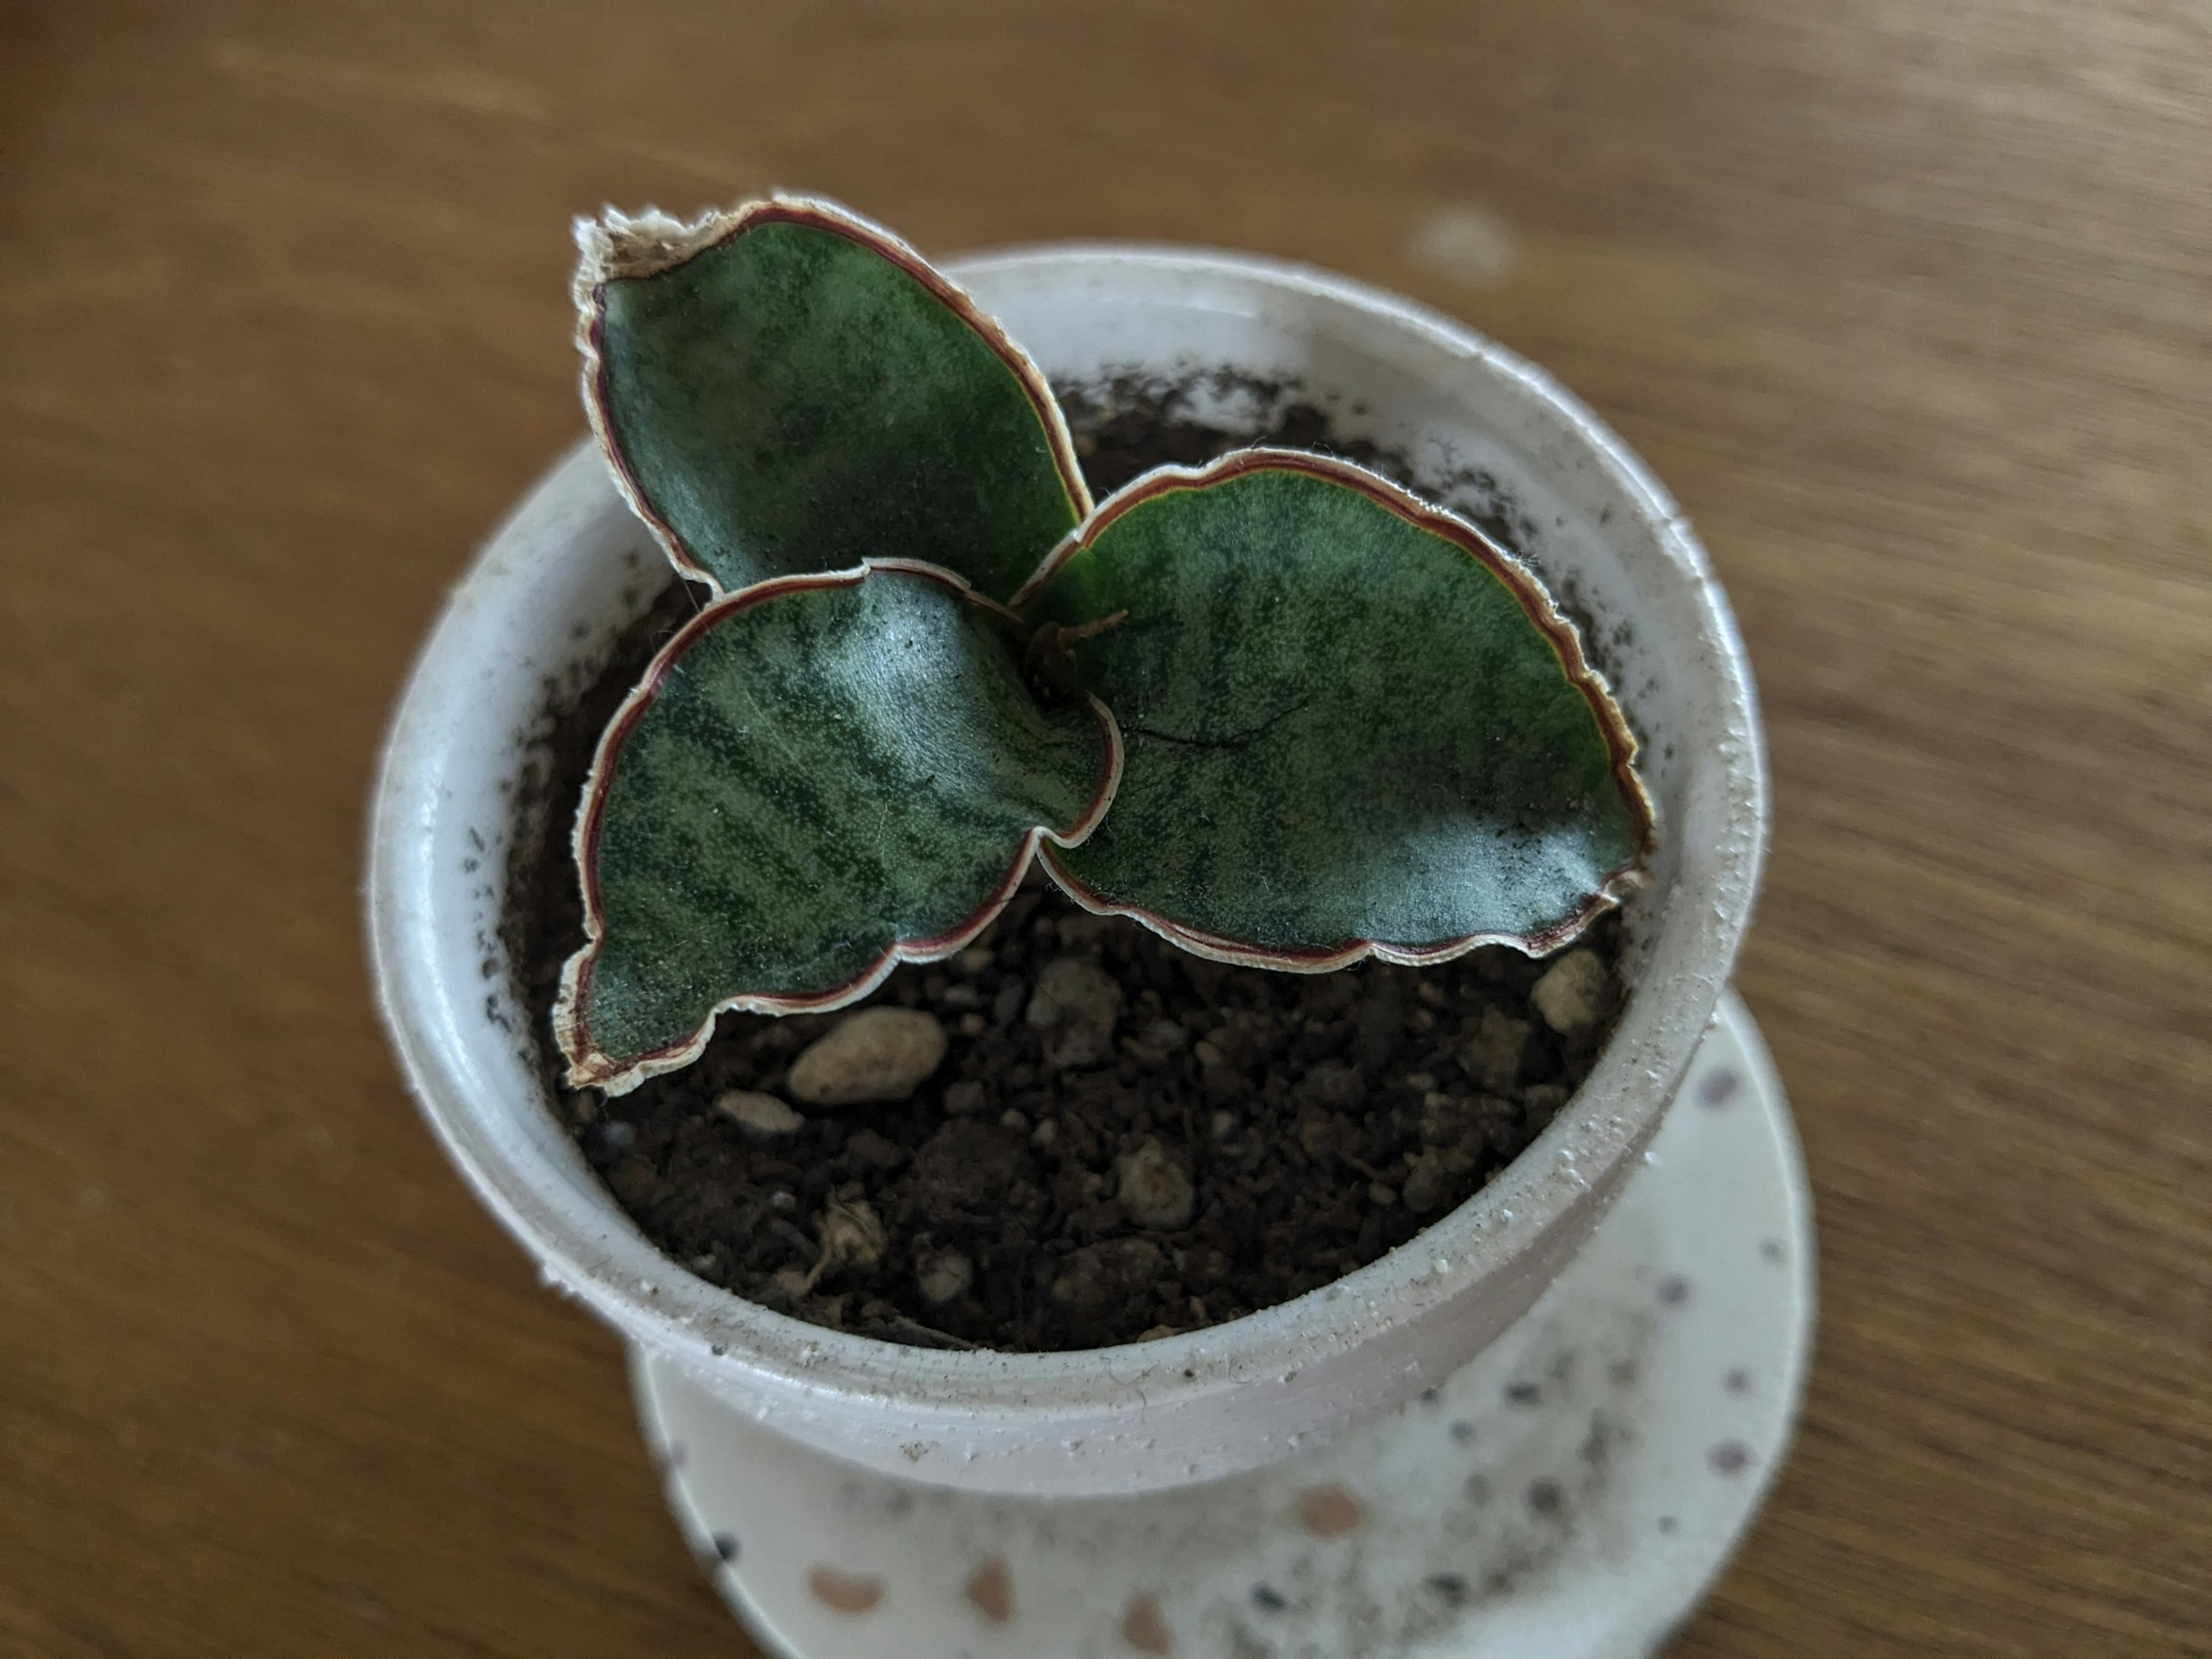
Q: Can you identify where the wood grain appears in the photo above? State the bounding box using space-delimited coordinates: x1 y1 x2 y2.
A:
2 1 2206 1653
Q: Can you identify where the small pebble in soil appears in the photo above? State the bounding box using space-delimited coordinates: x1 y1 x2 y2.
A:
1531 949 1609 1035
813 1198 887 1281
715 1089 804 1139
788 1006 948 1105
1460 1006 1531 1093
915 1247 975 1306
1118 1139 1196 1230
1027 956 1123 1069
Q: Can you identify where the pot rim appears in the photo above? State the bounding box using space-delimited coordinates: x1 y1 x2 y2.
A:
367 239 1766 1436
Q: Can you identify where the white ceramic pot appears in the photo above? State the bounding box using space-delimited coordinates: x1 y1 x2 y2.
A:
366 244 1767 1498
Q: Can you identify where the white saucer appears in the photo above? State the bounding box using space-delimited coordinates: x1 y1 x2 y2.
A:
631 988 1813 1658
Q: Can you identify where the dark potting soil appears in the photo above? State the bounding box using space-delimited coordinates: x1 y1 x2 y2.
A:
510 388 1628 1353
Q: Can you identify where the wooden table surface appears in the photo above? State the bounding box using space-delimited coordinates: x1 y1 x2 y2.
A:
5 2 2207 1653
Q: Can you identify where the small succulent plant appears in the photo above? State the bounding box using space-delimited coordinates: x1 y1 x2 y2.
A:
555 197 1655 1094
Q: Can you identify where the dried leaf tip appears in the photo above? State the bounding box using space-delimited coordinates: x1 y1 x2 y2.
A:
571 203 738 300
571 194 880 300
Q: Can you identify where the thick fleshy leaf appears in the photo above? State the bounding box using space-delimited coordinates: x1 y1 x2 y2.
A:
575 197 1090 603
1023 450 1653 967
556 563 1118 1092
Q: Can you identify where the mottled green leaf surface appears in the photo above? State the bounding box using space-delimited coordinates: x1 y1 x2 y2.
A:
1029 457 1649 960
565 567 1109 1082
588 207 1086 601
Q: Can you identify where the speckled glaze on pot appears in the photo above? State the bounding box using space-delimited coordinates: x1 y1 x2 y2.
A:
365 245 1768 1497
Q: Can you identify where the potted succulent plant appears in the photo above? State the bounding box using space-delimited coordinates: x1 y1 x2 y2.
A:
367 197 1768 1499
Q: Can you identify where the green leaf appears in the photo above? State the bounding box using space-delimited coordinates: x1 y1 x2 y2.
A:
556 563 1118 1092
576 198 1090 603
1024 451 1653 966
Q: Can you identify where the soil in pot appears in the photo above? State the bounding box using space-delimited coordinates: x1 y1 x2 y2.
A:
510 384 1629 1353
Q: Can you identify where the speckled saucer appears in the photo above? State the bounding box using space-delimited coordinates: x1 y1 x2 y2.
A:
631 987 1812 1659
